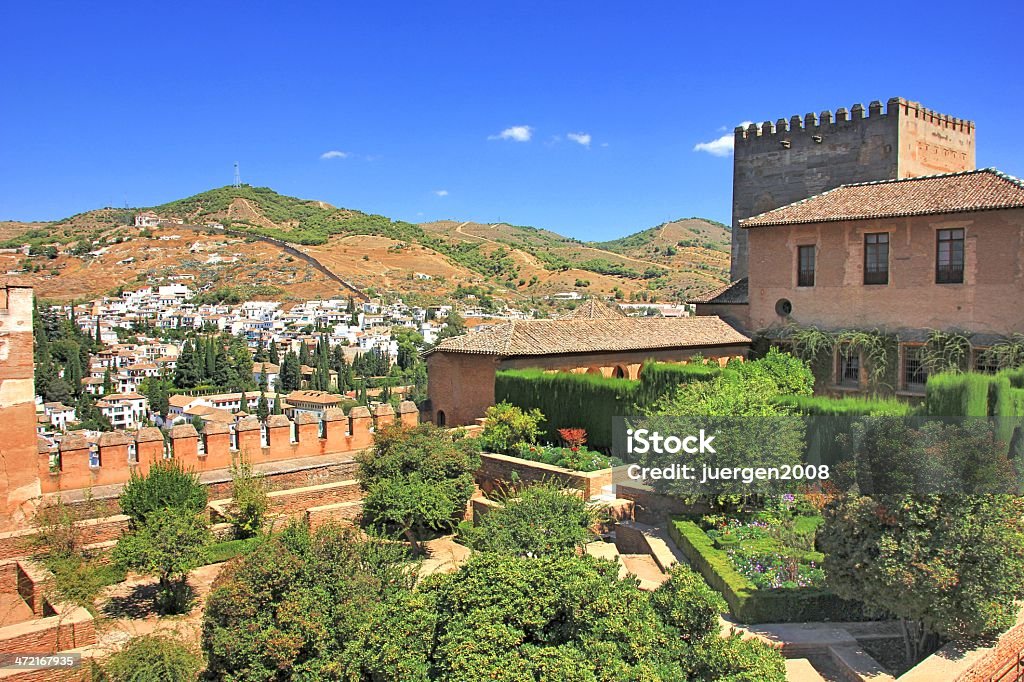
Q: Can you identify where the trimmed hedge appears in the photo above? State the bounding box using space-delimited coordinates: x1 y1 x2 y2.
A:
776 394 916 416
495 361 726 449
668 518 864 623
495 369 642 449
636 361 727 405
925 372 996 417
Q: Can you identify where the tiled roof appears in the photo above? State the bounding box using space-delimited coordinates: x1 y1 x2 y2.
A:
741 168 1024 228
687 278 748 305
286 390 344 405
558 298 626 320
425 316 749 357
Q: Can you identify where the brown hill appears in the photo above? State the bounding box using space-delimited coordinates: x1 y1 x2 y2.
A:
0 187 731 305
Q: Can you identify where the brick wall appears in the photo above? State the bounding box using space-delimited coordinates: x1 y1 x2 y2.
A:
746 208 1024 335
45 401 418 495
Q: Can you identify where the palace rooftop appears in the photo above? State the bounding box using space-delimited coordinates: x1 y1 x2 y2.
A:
741 168 1024 228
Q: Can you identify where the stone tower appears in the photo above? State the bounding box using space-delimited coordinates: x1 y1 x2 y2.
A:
0 279 40 531
730 97 976 280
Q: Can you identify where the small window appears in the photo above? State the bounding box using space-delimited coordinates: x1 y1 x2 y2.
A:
837 347 860 388
903 346 928 391
864 233 889 285
936 228 965 284
436 410 446 427
797 245 815 287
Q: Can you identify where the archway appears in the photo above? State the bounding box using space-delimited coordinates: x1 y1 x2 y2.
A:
612 365 627 379
436 410 446 427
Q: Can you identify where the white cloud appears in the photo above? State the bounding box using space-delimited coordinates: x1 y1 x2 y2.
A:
693 122 753 157
434 189 449 197
488 125 533 142
320 150 350 160
567 132 591 148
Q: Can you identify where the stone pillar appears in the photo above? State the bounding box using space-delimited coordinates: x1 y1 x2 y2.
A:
295 413 320 457
235 417 262 461
37 437 57 495
57 433 92 491
135 427 165 477
265 414 292 460
322 408 348 454
169 424 199 469
398 401 419 428
349 406 373 451
372 403 395 430
97 431 133 486
202 422 232 470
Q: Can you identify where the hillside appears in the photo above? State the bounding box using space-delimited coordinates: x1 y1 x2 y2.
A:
0 186 731 304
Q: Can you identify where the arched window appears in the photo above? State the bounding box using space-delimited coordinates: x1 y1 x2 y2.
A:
612 365 626 379
436 410 447 427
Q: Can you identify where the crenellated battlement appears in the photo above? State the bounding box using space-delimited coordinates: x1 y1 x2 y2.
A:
734 97 974 142
40 401 420 493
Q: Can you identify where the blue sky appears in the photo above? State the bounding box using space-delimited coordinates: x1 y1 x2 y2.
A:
2 1 1022 241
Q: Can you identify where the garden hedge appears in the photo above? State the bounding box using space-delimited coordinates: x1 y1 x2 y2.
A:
668 519 865 624
495 362 726 449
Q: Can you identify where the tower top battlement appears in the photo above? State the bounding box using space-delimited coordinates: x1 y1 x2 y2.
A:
734 97 974 141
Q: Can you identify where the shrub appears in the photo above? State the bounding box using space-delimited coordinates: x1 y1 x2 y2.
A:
459 482 595 557
358 423 480 554
119 460 207 527
776 394 916 416
925 371 996 417
228 457 268 539
479 402 543 455
100 635 202 682
649 563 726 641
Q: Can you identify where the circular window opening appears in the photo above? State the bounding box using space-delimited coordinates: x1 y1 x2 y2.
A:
775 298 793 316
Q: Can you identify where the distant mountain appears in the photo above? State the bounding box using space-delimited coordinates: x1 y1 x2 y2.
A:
0 187 731 305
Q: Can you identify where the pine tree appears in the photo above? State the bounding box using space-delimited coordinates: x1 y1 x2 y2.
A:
204 337 217 382
299 342 311 367
280 352 302 392
254 338 268 363
272 394 283 416
256 392 269 422
102 368 113 395
268 341 280 366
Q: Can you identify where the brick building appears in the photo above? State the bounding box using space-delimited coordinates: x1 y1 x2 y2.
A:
424 300 750 426
741 168 1024 393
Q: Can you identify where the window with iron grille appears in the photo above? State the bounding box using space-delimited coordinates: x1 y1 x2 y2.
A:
838 347 860 387
974 349 1000 374
936 228 965 284
864 233 889 285
904 346 928 390
797 245 815 287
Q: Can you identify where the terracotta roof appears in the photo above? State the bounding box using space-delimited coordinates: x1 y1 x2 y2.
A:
105 392 146 401
169 394 195 408
687 278 748 305
425 316 749 357
286 390 344 405
741 168 1024 228
558 298 626 320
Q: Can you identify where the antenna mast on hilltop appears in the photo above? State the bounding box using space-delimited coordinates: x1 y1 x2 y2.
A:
233 162 242 188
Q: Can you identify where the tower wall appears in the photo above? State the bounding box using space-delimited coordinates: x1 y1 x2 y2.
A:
730 97 975 280
0 280 40 531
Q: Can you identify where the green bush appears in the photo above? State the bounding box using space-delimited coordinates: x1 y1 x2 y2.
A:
479 402 543 455
99 635 202 682
668 519 864 623
636 360 725 405
204 537 261 564
119 460 207 527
